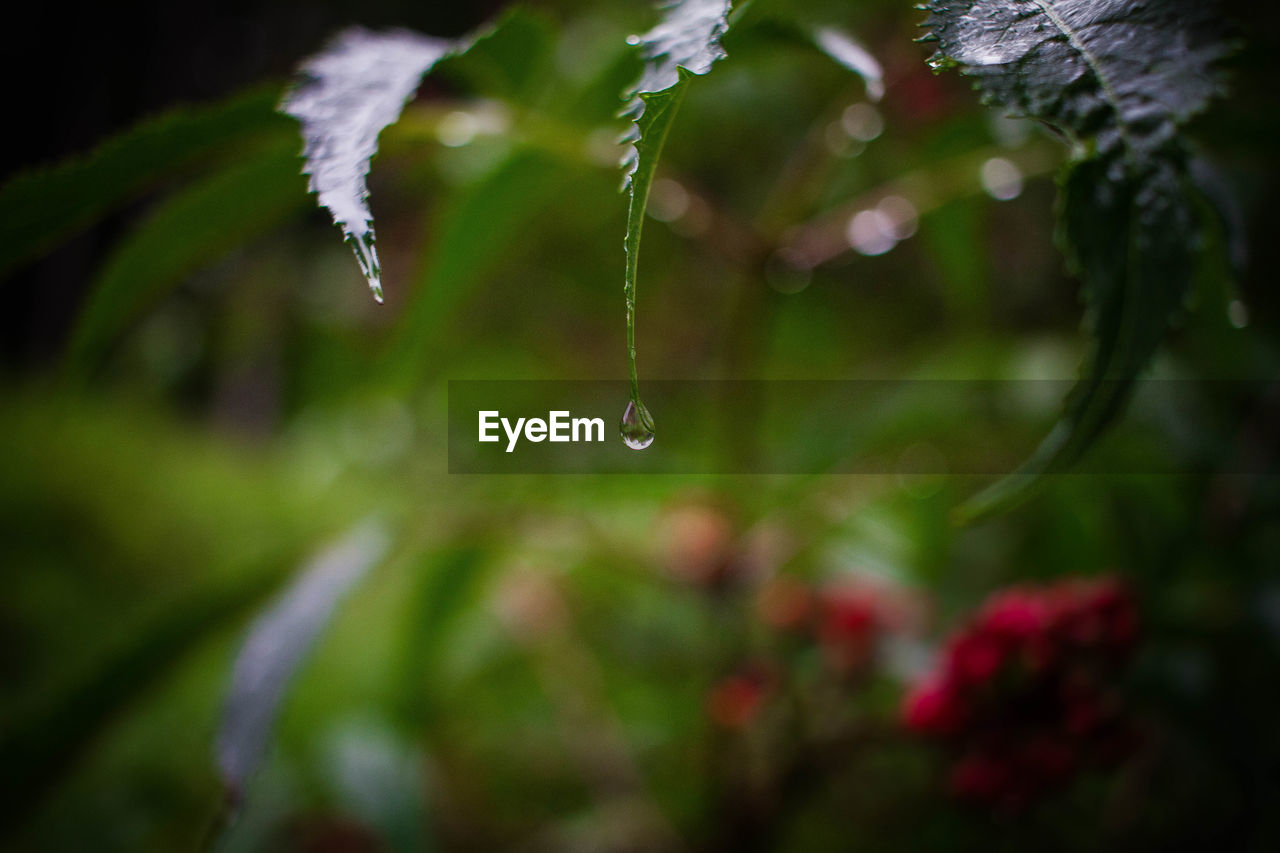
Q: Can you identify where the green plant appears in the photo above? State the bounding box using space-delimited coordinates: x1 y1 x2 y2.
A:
0 1 1268 849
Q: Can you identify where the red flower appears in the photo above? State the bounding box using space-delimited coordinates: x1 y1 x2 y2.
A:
817 586 880 672
903 677 963 736
948 632 1004 685
979 589 1052 641
901 576 1141 809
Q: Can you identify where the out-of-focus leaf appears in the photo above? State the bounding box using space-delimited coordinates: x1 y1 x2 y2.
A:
620 0 732 420
923 0 1233 520
384 149 574 382
66 138 309 375
811 26 884 101
0 392 356 840
281 29 458 302
0 87 290 277
216 520 391 800
435 7 557 102
1189 155 1249 279
395 546 491 726
0 568 283 839
720 2 883 100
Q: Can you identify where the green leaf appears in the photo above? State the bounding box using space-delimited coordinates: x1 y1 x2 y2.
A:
216 520 390 802
282 29 458 303
66 138 309 376
394 546 492 727
620 0 733 426
282 11 550 305
620 0 733 189
0 87 290 278
923 0 1233 520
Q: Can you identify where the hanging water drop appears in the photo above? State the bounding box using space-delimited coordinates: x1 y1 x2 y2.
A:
620 397 655 450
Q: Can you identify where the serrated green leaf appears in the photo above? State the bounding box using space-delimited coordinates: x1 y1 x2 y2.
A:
0 87 290 278
620 0 733 434
924 0 1228 158
281 29 458 303
620 0 733 188
66 139 309 376
282 11 548 305
923 0 1232 520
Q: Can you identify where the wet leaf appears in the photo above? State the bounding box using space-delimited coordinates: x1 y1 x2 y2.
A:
923 0 1233 520
281 9 546 304
620 0 732 410
282 29 456 303
216 520 391 800
620 0 732 189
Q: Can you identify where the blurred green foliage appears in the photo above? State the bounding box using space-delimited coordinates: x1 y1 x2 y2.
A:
2 0 1279 850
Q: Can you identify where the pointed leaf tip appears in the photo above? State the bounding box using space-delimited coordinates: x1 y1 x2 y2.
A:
282 29 454 301
216 520 390 796
930 0 1235 518
812 27 885 102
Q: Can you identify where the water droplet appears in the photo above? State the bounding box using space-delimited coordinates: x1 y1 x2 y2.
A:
847 209 898 256
346 229 384 303
626 34 642 46
436 110 479 147
648 178 690 223
876 195 918 240
620 398 655 450
824 121 865 158
980 157 1023 201
840 103 884 142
